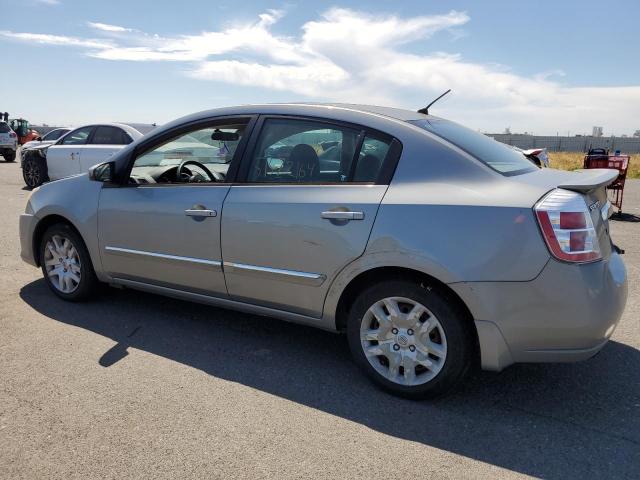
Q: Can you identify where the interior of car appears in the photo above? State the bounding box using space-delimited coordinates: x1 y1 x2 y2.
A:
128 118 391 185
129 124 245 184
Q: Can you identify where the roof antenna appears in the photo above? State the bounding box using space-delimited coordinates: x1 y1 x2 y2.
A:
418 89 451 115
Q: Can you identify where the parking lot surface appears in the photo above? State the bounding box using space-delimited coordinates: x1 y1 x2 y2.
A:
0 159 638 479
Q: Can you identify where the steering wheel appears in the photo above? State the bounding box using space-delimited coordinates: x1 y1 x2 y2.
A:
176 160 224 183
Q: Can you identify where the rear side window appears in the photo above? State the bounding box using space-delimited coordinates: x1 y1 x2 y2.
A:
61 126 94 145
246 118 391 184
0 123 11 133
91 126 131 145
410 118 537 175
354 135 391 182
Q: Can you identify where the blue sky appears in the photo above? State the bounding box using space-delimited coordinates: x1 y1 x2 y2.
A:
1 0 638 134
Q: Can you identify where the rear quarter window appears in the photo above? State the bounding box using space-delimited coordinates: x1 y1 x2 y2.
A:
409 118 537 176
0 123 11 133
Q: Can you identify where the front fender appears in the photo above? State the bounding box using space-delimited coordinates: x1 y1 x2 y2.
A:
27 175 107 281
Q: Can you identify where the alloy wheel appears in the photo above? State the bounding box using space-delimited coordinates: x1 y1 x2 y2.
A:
24 160 40 187
360 296 447 386
44 234 82 293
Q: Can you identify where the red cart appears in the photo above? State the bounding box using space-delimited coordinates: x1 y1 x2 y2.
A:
583 149 630 214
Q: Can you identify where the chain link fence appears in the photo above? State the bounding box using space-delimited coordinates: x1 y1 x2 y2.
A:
489 134 640 153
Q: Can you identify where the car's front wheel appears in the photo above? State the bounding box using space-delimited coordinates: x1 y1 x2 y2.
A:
22 155 47 188
347 280 475 399
39 223 99 301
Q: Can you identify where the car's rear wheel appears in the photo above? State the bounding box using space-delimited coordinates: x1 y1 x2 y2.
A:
347 280 475 399
23 155 47 188
39 223 98 301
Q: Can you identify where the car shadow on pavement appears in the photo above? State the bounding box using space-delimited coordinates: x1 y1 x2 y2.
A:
20 279 640 479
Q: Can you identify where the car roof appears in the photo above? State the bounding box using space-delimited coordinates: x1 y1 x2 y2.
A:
69 122 151 138
148 103 432 141
288 103 427 121
191 103 427 121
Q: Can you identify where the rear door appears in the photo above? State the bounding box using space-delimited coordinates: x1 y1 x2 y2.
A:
221 116 401 317
46 126 94 180
80 125 132 172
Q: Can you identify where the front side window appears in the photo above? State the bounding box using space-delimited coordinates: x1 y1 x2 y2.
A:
91 126 131 145
247 118 391 184
61 126 94 145
409 118 537 175
130 121 247 184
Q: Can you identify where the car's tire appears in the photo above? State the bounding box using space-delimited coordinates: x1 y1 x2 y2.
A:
347 279 475 399
3 150 16 162
39 223 99 301
22 154 48 188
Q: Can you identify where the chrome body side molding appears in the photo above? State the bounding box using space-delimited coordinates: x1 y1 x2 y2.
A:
105 246 222 270
223 261 326 286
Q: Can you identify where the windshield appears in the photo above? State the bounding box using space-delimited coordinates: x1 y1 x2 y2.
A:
409 118 537 176
43 129 69 141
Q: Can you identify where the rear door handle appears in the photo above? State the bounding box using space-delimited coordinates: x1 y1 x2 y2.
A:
185 208 217 217
321 211 365 220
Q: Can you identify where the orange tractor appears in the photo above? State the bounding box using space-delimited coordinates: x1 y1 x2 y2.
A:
1 112 40 145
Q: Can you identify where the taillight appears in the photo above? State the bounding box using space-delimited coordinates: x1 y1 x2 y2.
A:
534 189 601 263
9 132 16 138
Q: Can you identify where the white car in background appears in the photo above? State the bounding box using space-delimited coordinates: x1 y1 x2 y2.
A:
21 123 154 188
21 128 71 151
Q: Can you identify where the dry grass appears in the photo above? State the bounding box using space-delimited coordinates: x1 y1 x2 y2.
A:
549 151 639 178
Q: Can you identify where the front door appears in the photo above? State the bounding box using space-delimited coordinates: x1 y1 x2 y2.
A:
222 117 398 317
46 126 94 180
98 118 251 296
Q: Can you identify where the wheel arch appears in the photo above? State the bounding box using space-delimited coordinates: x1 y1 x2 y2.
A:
32 214 84 267
332 266 480 363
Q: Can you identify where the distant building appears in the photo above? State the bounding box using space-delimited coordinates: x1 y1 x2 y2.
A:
592 126 603 137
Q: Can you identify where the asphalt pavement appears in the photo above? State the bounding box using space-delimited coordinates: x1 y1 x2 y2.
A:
0 159 638 479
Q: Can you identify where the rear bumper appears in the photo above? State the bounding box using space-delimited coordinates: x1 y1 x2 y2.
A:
452 252 628 371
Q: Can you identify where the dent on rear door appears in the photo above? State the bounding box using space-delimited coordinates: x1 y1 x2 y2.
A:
80 146 120 173
221 185 387 317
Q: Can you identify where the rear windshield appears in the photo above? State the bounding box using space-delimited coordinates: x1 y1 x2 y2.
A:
0 122 11 133
409 118 537 176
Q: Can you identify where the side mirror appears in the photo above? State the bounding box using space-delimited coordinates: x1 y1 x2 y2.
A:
35 136 42 142
88 161 114 183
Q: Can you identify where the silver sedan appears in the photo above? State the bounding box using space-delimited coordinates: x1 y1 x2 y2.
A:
19 104 628 398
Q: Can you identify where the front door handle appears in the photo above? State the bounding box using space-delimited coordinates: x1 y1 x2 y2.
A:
321 211 365 220
185 207 217 217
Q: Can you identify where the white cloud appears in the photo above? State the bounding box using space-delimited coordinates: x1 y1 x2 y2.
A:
0 31 112 49
87 22 134 33
1 8 638 134
35 0 60 5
